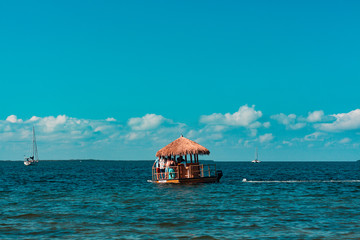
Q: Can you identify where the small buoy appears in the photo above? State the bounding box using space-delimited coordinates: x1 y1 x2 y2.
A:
242 178 247 182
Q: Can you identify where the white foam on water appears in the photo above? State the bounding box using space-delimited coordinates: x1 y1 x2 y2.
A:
242 179 360 183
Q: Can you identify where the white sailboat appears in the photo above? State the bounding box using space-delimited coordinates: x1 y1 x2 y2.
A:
24 126 39 166
251 147 260 163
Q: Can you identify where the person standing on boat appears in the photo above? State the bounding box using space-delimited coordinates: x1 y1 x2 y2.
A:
153 158 160 180
165 157 174 179
177 156 184 164
169 158 176 167
168 158 176 179
159 157 165 179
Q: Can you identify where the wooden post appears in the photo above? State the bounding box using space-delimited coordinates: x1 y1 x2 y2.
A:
177 165 180 179
190 154 192 163
185 154 187 162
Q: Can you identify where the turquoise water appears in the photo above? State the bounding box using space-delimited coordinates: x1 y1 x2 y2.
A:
1 161 360 239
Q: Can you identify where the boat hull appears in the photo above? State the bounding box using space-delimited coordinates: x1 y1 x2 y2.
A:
148 176 220 184
24 160 37 166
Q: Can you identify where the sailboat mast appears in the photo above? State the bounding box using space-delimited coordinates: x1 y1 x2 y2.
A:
32 126 35 158
255 147 258 160
32 126 39 160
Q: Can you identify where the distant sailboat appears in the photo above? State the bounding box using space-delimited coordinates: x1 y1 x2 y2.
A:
251 147 260 163
24 126 39 166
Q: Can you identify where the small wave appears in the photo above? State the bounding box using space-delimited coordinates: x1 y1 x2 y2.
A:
8 213 42 219
242 179 360 183
156 222 181 228
191 236 218 240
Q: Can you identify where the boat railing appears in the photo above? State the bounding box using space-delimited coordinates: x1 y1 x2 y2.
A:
152 165 180 181
198 164 217 178
152 163 217 181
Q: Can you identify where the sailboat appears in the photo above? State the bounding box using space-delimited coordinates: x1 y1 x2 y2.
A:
251 147 260 163
24 126 39 166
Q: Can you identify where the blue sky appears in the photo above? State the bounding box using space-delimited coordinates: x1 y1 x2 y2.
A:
0 1 359 160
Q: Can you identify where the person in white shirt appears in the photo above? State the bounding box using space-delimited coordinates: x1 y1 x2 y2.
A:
153 158 160 180
159 158 165 179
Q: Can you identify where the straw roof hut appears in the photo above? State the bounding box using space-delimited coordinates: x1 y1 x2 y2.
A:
156 136 210 158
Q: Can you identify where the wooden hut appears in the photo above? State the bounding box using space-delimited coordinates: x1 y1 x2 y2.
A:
149 135 223 184
156 135 210 164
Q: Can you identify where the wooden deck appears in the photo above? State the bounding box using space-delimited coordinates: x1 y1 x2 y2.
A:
149 163 222 184
148 176 219 184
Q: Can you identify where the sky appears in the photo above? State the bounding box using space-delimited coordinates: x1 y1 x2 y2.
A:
0 1 359 161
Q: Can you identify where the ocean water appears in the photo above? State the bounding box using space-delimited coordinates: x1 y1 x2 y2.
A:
1 161 360 239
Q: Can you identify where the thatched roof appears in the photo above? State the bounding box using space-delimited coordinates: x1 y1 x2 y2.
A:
156 136 210 157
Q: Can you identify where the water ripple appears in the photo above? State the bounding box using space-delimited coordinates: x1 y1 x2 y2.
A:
1 161 360 239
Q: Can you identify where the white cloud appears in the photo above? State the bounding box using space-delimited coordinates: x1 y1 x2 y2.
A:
324 141 335 147
249 129 258 137
282 140 293 146
304 132 326 141
212 125 227 132
6 115 23 123
195 133 224 143
1 114 124 140
198 125 228 134
271 113 306 130
2 109 359 160
249 121 262 129
125 132 146 141
259 133 274 143
339 138 351 144
244 140 252 148
263 122 271 128
28 116 40 122
289 122 306 130
0 114 179 159
317 109 360 132
200 105 263 128
106 117 116 122
128 114 165 131
186 124 227 143
125 114 188 144
271 113 296 125
39 115 67 132
307 110 324 122
352 143 360 148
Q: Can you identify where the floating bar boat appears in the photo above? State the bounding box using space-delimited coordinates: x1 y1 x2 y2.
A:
149 135 223 184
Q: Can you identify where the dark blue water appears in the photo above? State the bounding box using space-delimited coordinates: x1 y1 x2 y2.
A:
1 161 360 239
